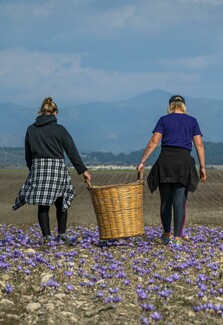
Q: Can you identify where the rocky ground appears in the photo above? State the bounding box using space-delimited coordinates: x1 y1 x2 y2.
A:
0 224 223 325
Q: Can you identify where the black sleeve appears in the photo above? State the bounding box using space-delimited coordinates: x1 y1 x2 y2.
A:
61 127 87 175
25 129 32 170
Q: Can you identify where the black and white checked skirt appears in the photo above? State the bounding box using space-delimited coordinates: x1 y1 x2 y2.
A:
13 158 75 211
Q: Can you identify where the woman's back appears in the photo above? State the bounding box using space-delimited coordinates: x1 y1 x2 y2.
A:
26 114 67 159
154 113 202 150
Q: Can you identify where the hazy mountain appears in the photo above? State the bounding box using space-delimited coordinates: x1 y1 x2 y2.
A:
1 89 222 153
0 103 34 147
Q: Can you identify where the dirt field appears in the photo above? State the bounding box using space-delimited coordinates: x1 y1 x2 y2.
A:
1 168 222 226
0 169 223 325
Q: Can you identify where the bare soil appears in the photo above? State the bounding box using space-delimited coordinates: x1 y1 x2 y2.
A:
1 168 222 226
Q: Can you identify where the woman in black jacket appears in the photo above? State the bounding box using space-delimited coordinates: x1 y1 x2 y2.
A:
13 97 91 245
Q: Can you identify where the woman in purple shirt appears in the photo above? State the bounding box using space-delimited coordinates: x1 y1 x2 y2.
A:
137 95 206 245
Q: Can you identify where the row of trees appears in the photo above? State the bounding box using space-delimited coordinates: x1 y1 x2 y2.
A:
0 141 222 168
82 141 223 166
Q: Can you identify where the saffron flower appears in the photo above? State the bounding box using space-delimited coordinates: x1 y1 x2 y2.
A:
151 312 162 321
4 283 13 293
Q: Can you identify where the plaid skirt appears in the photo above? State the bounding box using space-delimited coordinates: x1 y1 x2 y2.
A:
13 158 75 212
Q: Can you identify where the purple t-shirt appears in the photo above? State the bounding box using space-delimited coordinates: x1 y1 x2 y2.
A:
153 113 202 151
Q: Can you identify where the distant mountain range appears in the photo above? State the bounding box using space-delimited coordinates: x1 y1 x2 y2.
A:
1 89 222 153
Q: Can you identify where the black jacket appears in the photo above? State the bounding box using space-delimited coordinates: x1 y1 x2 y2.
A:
25 114 87 175
147 146 199 193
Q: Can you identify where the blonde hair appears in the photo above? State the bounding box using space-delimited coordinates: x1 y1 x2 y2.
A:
38 97 58 115
167 101 186 114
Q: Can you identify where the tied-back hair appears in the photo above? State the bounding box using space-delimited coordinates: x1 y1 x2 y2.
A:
167 101 186 114
38 97 58 115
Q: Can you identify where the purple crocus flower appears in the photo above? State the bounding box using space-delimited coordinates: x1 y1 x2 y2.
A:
104 297 112 303
96 291 104 298
86 281 95 287
141 316 150 324
140 303 155 311
4 283 13 293
24 269 32 275
79 258 86 264
151 312 162 321
112 296 121 303
42 278 60 288
172 273 181 281
124 279 130 286
47 264 56 270
99 283 106 288
193 303 223 314
213 305 221 312
66 284 74 291
197 273 207 281
158 289 173 299
198 291 204 298
136 288 148 300
64 271 73 277
109 287 119 294
198 283 207 292
0 261 10 269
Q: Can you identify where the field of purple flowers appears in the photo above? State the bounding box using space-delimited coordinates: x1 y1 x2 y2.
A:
0 223 222 324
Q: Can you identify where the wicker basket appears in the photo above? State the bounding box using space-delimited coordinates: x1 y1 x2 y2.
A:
86 170 145 240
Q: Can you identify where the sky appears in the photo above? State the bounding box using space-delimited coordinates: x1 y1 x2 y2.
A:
0 0 223 107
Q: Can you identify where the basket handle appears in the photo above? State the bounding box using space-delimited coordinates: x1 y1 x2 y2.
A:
86 168 144 188
137 166 144 182
85 179 93 188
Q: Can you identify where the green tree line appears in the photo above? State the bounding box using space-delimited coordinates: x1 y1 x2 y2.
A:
0 141 222 168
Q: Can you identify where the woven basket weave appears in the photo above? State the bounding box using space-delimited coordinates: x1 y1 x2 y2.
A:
87 170 145 240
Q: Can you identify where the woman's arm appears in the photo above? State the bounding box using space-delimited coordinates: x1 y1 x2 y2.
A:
193 135 207 182
25 130 32 170
137 132 162 171
61 127 92 182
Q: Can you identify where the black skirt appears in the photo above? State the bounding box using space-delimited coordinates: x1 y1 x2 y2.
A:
147 146 199 193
